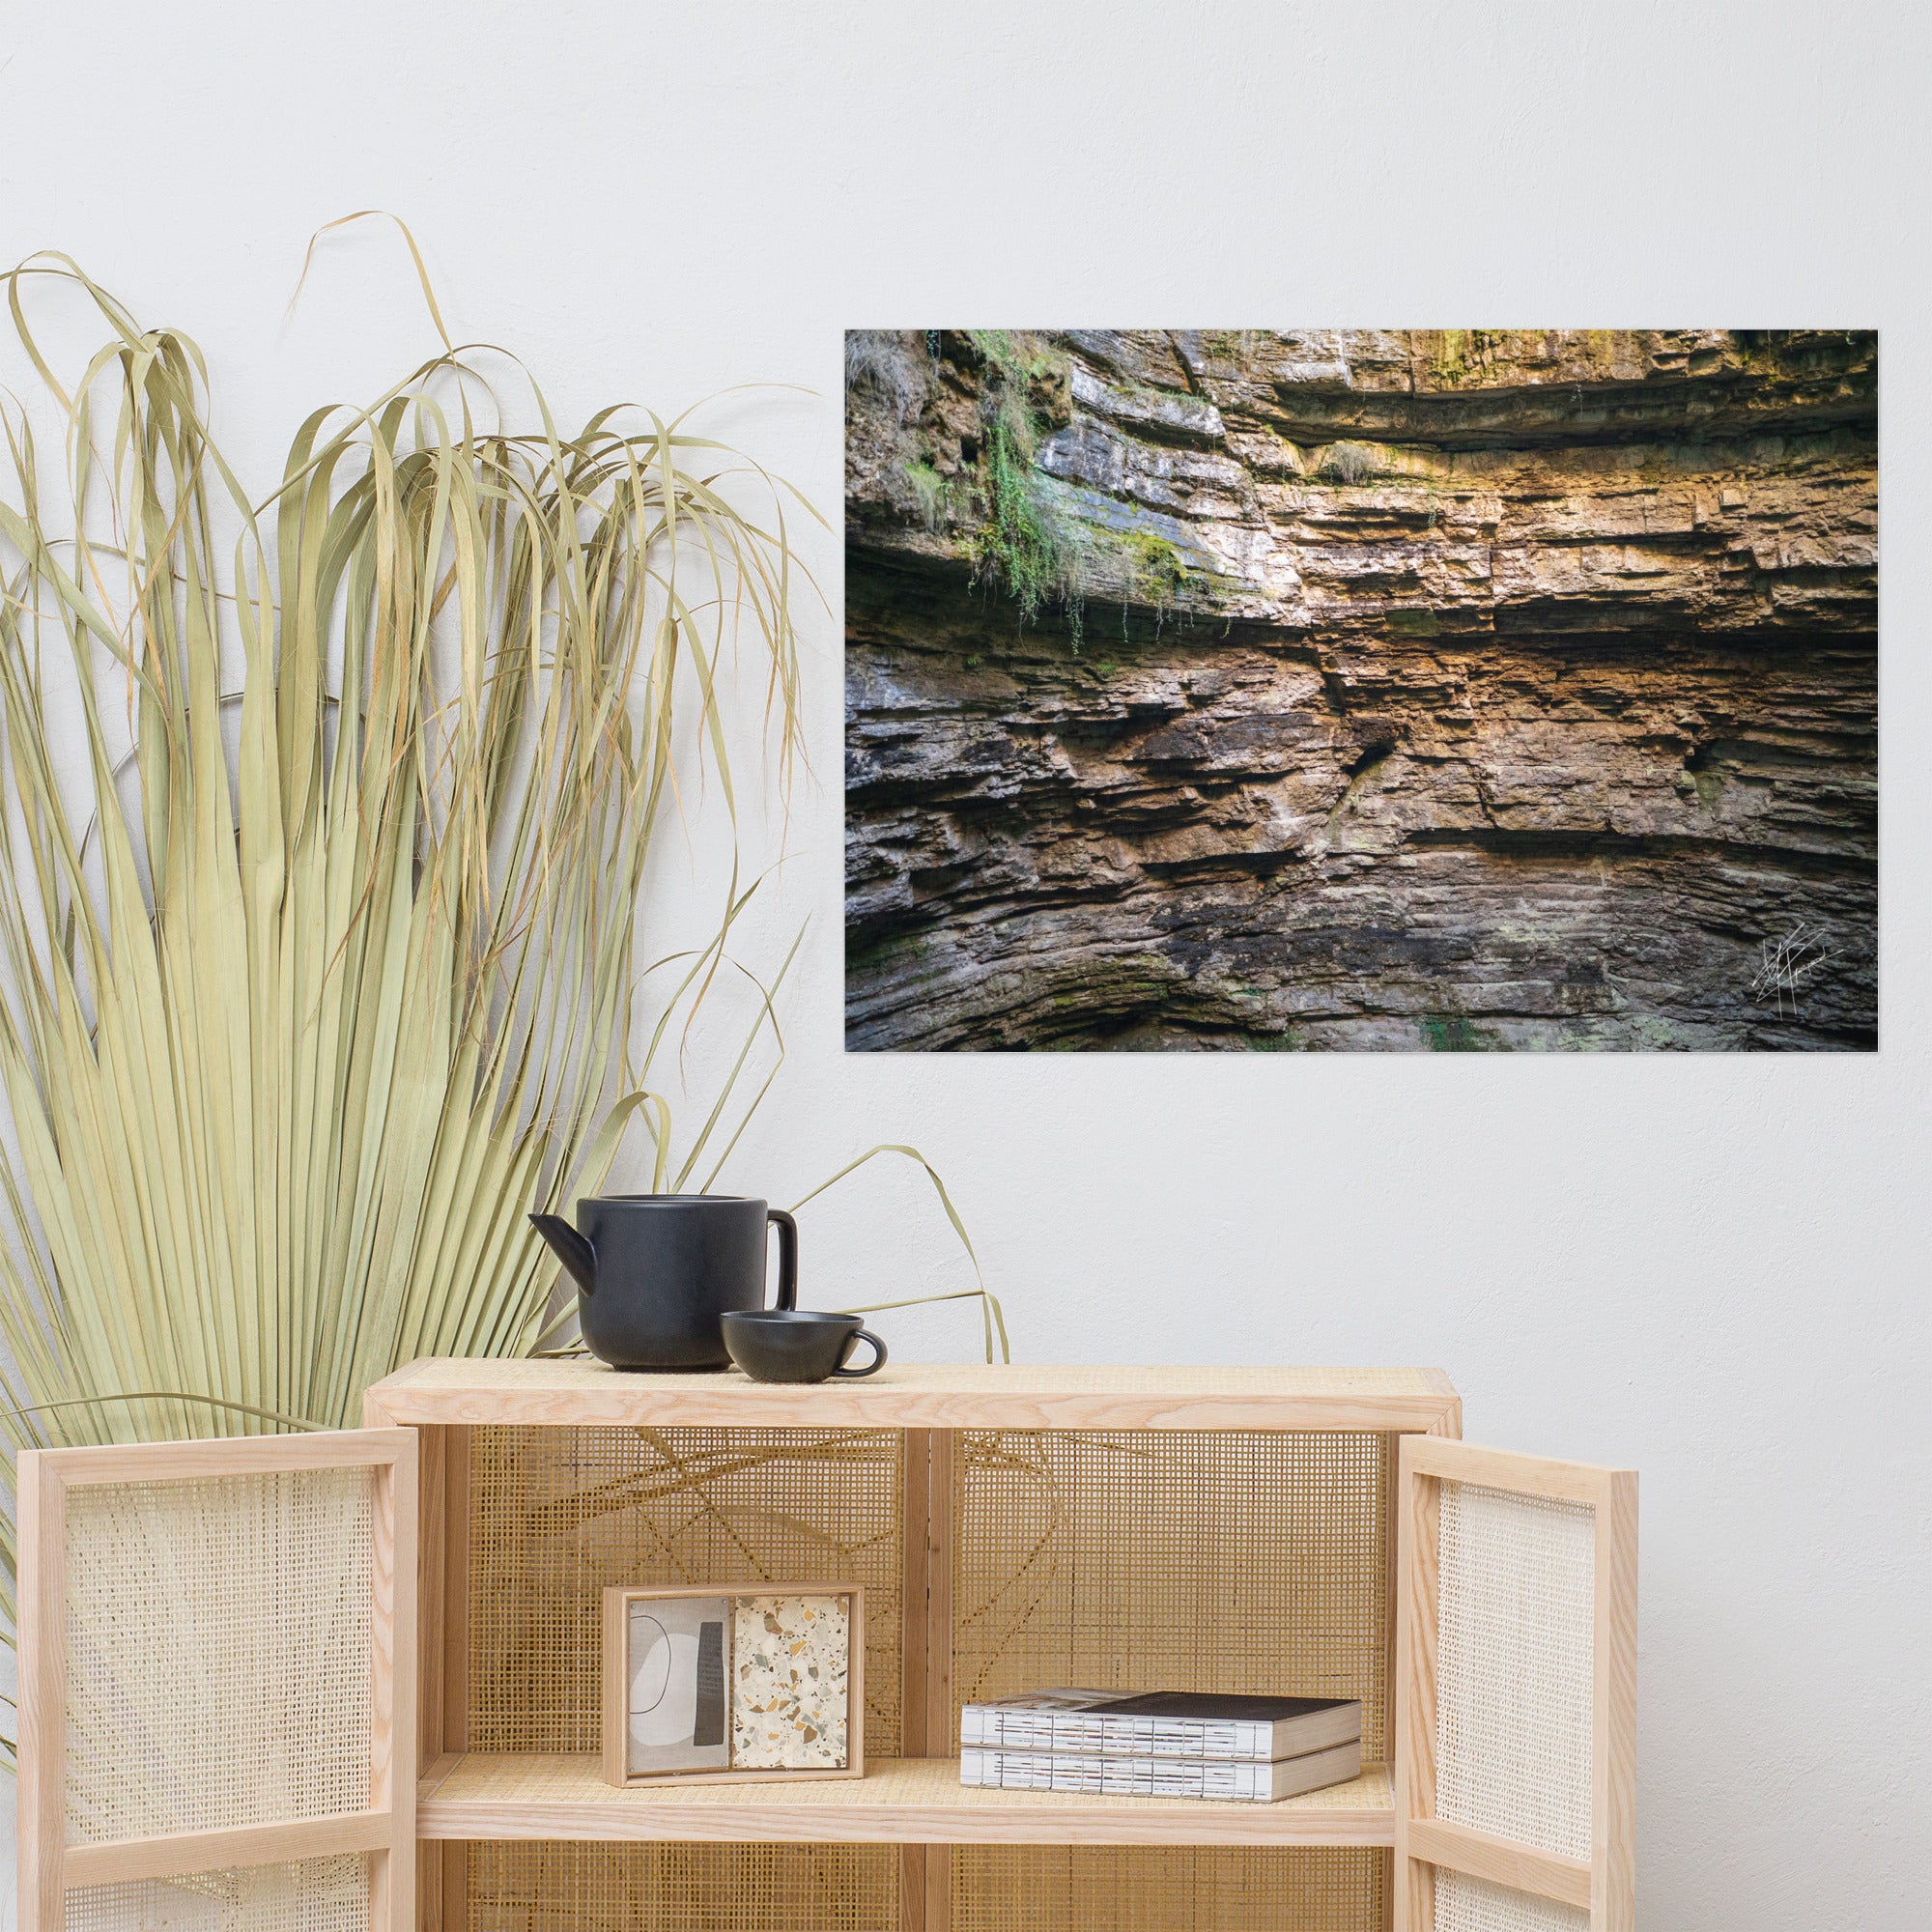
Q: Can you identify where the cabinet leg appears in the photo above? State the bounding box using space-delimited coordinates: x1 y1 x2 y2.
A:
924 1845 951 1932
417 1841 465 1932
900 1846 925 1932
897 1845 952 1932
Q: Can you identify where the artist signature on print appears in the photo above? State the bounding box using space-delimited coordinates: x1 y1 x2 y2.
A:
1749 922 1832 1021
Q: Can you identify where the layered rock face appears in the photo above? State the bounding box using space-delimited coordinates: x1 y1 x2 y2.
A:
844 330 1877 1051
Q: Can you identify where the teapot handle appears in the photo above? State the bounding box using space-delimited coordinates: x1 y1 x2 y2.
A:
767 1208 798 1311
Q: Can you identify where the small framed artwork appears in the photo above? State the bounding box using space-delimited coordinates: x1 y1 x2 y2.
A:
601 1583 865 1787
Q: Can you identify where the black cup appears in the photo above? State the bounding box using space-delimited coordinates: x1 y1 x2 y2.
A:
721 1310 888 1384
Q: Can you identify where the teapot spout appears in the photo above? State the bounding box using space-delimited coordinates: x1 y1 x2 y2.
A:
529 1212 598 1295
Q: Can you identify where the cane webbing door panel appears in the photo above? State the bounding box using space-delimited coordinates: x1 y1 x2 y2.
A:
1395 1439 1635 1932
16 1429 417 1932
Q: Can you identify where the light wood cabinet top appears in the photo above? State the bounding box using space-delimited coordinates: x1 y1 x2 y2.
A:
364 1357 1461 1433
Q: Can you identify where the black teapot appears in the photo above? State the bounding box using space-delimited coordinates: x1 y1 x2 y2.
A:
529 1194 797 1371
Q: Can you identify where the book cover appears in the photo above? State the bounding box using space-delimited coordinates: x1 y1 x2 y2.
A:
958 1689 1361 1762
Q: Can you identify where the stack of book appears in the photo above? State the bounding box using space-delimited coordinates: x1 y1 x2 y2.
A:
958 1689 1362 1804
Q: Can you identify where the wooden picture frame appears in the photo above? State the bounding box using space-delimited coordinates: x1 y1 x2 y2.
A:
602 1582 866 1788
16 1428 417 1932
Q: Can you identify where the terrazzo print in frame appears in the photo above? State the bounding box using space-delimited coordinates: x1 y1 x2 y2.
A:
603 1585 864 1786
731 1593 854 1770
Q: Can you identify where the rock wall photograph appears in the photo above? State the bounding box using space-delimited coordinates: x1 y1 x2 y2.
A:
844 329 1877 1052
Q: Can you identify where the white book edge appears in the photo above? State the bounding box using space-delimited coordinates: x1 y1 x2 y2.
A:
958 1737 1364 1804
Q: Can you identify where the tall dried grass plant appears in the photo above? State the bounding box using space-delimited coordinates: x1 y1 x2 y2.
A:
0 240 999 1766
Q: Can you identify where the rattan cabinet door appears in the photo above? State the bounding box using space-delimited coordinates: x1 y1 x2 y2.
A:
16 1429 417 1932
1394 1439 1636 1932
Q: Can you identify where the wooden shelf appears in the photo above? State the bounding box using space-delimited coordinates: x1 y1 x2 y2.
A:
416 1753 1395 1848
366 1357 1461 1434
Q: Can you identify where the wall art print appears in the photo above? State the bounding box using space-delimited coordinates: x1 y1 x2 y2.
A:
603 1584 864 1786
844 329 1876 1053
624 1592 731 1776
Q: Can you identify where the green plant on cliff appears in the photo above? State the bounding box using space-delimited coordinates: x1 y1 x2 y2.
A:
1433 327 1508 384
1203 329 1259 361
1120 529 1186 599
966 330 1084 644
1122 528 1196 615
980 383 1065 611
1420 1013 1495 1052
1088 526 1200 645
902 457 951 531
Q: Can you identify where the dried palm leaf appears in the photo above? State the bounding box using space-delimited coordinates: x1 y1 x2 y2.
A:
0 246 996 1769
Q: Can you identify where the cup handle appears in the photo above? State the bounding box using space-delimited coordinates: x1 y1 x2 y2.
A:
767 1208 798 1311
832 1328 888 1378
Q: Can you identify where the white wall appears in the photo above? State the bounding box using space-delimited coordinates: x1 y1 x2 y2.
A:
4 2 1927 1925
